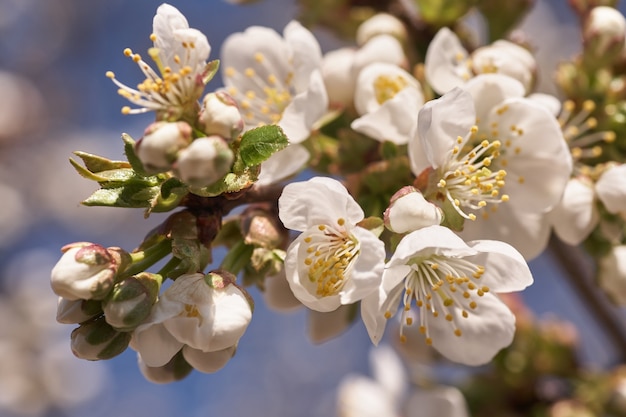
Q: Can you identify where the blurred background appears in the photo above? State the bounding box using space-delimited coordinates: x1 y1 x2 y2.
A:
1 1 625 416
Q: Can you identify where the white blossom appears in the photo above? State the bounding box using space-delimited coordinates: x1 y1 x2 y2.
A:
278 177 385 312
362 225 533 365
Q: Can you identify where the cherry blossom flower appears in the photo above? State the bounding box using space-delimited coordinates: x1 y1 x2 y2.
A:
409 75 571 259
221 21 328 185
424 27 536 95
362 225 533 366
351 62 425 145
278 177 385 312
132 272 252 374
106 3 212 118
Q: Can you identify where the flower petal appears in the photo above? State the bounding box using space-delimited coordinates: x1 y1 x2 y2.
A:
308 305 353 343
283 21 322 92
411 88 476 174
279 177 364 231
596 164 626 214
182 345 236 374
279 69 328 143
466 240 533 292
132 323 184 367
405 386 470 417
549 177 599 245
428 293 516 365
424 27 470 95
339 227 385 304
256 144 310 186
351 87 423 145
463 73 525 124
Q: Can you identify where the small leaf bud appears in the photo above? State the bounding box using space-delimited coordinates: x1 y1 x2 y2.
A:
50 242 131 301
70 317 131 360
198 92 244 141
135 121 193 174
102 272 160 332
174 136 234 188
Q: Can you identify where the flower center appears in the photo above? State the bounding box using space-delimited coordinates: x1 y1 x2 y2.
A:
436 127 509 221
385 255 488 345
224 52 294 127
302 218 360 297
106 35 204 115
373 74 409 104
558 99 615 175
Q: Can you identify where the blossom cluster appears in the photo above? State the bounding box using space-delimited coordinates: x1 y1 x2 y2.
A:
50 0 626 396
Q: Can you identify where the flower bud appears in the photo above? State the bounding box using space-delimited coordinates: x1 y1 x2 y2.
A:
569 0 618 16
321 47 357 108
56 297 102 324
135 121 193 173
198 91 244 141
384 186 443 233
598 245 626 305
582 6 626 67
174 136 234 188
70 318 131 360
356 13 407 46
240 205 286 248
351 35 408 77
102 272 160 331
137 351 193 384
50 242 130 301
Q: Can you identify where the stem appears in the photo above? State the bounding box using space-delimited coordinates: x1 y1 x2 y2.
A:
157 256 183 279
548 235 626 363
122 238 172 279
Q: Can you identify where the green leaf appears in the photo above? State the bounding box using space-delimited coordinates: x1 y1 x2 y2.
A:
122 133 148 176
238 125 289 168
82 184 160 209
73 151 130 173
190 167 260 197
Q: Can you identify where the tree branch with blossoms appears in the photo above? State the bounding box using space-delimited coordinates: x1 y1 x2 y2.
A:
49 0 626 414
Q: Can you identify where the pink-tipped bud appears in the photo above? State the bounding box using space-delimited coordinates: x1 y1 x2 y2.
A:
384 186 443 233
135 121 193 174
198 92 244 141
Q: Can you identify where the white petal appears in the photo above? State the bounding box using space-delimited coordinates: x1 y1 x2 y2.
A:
424 27 470 95
256 144 310 186
459 205 551 261
322 47 357 108
354 62 419 116
308 305 353 343
339 227 385 304
411 88 476 175
549 177 599 245
428 293 516 365
152 4 190 68
351 34 407 77
527 93 562 116
337 375 399 417
467 240 534 292
471 40 536 93
463 73 525 124
361 285 396 345
491 98 572 212
284 235 342 312
598 246 626 305
132 323 184 367
390 226 476 268
279 69 328 143
405 386 469 417
182 345 235 373
351 87 423 145
278 177 364 231
283 21 323 92
369 345 408 403
596 164 626 214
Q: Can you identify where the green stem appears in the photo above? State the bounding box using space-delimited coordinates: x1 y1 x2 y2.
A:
157 256 183 279
122 239 172 279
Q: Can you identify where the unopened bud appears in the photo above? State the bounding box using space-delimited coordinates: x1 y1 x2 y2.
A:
135 121 193 174
138 351 193 384
51 242 130 301
103 272 160 331
384 186 443 233
70 317 131 360
199 92 244 141
240 205 286 248
356 13 407 46
56 297 102 324
569 0 618 16
174 136 234 188
583 6 626 67
322 47 357 108
206 269 255 311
